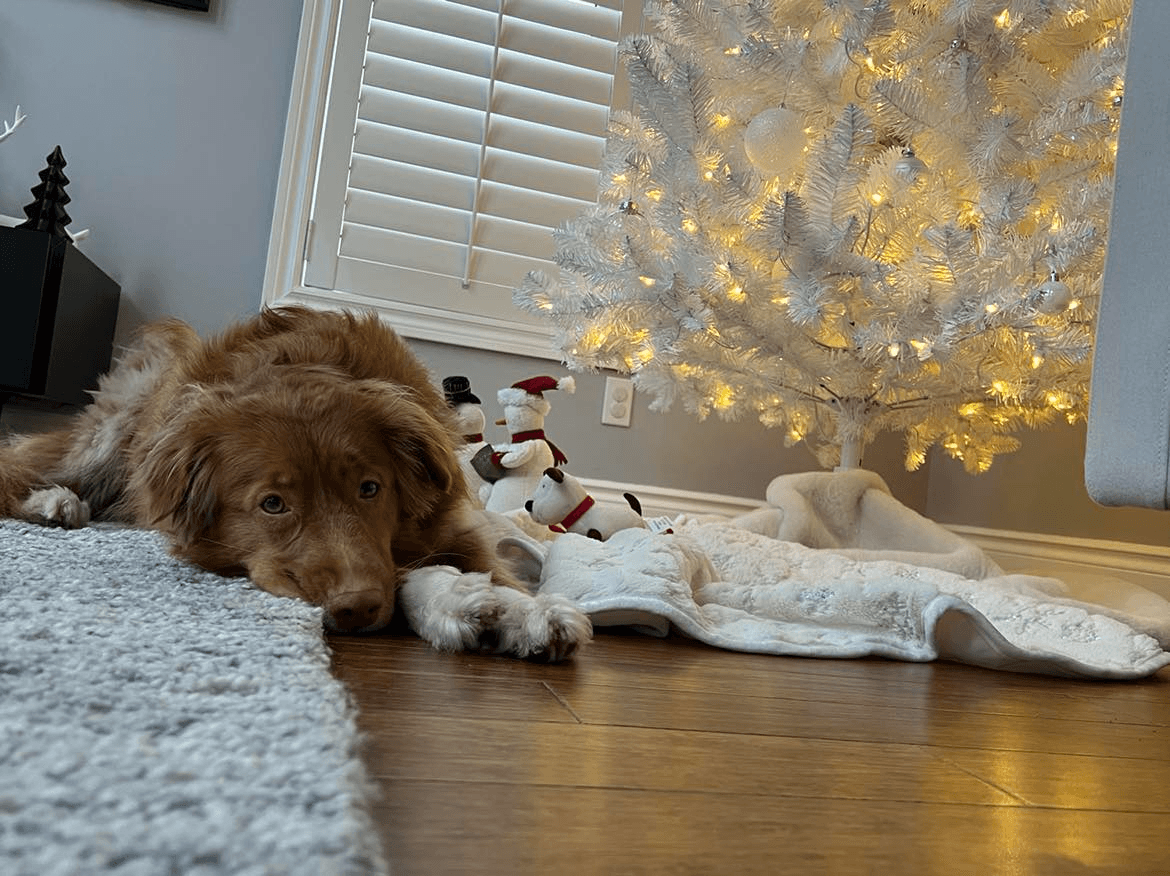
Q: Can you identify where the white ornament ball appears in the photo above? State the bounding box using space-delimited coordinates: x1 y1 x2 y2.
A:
895 148 927 182
1036 273 1073 313
743 107 806 176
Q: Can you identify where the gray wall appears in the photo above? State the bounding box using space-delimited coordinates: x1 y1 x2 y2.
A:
925 425 1170 548
1 0 1165 545
0 0 300 340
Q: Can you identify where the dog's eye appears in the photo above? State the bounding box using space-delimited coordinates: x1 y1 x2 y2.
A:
259 494 287 514
359 480 380 499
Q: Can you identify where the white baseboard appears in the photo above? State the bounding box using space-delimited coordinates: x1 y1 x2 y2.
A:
579 477 766 520
579 478 1170 601
949 525 1170 601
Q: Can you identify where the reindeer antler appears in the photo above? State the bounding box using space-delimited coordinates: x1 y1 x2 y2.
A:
0 105 27 145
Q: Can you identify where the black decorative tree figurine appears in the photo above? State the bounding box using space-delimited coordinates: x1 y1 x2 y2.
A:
17 145 72 238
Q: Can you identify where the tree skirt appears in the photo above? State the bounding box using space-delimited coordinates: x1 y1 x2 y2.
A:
502 470 1170 680
0 521 387 876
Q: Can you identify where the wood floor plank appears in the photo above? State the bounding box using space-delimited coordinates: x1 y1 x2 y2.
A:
552 657 1170 728
555 632 1170 726
334 660 578 725
355 712 1017 806
330 630 1170 726
940 747 1170 812
370 781 1170 876
550 680 1170 759
330 631 587 683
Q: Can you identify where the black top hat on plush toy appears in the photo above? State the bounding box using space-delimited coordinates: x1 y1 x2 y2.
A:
442 375 481 406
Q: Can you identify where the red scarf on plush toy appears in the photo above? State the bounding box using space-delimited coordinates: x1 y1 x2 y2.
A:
490 429 568 467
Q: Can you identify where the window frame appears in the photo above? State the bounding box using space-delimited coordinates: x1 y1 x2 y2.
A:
262 0 639 358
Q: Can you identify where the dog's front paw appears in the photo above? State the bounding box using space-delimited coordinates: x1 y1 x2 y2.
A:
21 486 91 529
399 566 503 652
494 589 592 662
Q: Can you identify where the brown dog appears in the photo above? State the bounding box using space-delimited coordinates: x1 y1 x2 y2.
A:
0 307 589 660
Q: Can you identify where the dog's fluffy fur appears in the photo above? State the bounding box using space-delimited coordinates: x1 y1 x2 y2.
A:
0 307 589 660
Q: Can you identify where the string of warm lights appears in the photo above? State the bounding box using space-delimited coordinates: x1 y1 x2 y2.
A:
515 0 1130 473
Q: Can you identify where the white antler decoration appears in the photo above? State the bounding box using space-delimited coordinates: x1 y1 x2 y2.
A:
0 105 26 145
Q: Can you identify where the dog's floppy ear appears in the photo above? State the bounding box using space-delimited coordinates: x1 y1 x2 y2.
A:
363 383 463 518
131 400 220 548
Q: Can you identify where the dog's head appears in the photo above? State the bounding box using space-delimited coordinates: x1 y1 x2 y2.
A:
133 367 464 632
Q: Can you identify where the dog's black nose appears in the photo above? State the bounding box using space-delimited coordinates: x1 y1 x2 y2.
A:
524 500 534 512
326 591 384 632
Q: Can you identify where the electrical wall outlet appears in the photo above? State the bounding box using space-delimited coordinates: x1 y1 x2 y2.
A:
601 376 634 427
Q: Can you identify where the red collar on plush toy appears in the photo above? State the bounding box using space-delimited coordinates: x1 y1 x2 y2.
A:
509 429 568 466
548 494 595 533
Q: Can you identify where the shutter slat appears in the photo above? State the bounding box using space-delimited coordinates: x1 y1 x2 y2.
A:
367 20 493 80
354 120 605 186
359 74 611 139
484 150 601 203
372 0 496 50
345 172 594 243
363 56 489 115
372 0 621 42
500 17 619 74
506 0 622 40
496 49 614 106
490 115 606 169
367 28 615 108
492 81 611 138
354 116 605 177
353 122 481 180
348 159 474 217
358 88 485 144
340 222 556 287
344 194 470 249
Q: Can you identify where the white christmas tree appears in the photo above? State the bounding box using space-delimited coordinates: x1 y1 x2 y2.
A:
515 0 1129 472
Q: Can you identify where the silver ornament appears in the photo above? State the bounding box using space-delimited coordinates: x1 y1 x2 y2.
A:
1036 271 1073 313
895 147 927 182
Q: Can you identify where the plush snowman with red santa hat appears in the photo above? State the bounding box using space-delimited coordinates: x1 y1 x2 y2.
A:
478 375 575 514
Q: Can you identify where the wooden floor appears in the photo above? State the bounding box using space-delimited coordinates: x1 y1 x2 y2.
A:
328 629 1170 876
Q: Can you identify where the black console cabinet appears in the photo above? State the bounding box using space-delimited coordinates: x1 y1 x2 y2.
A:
0 226 121 406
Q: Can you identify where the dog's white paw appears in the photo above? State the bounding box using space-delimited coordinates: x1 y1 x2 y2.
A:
494 589 593 663
399 566 503 652
21 486 91 529
400 565 591 661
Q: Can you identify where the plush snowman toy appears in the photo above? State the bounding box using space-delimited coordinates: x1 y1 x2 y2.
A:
442 376 493 506
478 375 574 514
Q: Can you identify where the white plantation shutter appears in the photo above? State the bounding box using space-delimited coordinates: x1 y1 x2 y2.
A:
284 0 636 352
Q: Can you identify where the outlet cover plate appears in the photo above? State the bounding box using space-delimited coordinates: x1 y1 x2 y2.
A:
602 376 633 427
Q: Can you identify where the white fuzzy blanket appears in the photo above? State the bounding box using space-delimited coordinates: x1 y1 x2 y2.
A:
500 470 1170 679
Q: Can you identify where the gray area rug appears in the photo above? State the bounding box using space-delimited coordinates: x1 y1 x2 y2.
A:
0 521 388 876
